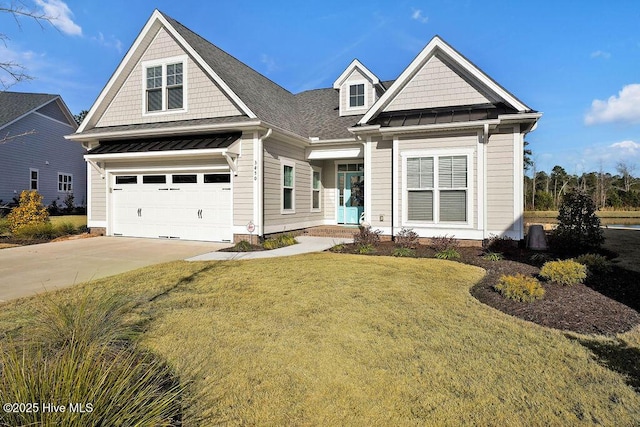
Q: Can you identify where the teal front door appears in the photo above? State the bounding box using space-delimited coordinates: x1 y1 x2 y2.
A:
337 171 364 224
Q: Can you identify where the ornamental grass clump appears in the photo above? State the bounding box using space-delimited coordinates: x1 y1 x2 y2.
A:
262 234 297 250
494 274 545 302
539 259 587 286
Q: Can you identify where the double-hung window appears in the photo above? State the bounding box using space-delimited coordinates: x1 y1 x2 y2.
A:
311 168 321 211
30 169 39 190
58 173 73 192
405 154 469 223
144 57 185 113
282 159 295 213
349 83 365 108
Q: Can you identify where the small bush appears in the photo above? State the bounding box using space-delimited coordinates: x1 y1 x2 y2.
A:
431 234 459 253
483 251 504 261
550 189 604 255
392 247 415 257
353 227 381 247
235 240 254 252
262 234 297 250
12 222 57 239
395 228 419 249
330 243 345 252
529 252 552 266
494 274 545 302
435 248 460 260
6 190 49 232
575 253 612 276
484 234 516 254
357 243 375 254
539 260 587 286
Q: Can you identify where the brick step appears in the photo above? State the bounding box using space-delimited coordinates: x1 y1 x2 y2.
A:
302 226 360 238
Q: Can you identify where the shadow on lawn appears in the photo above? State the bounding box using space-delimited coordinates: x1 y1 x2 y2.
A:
567 335 640 393
583 266 640 313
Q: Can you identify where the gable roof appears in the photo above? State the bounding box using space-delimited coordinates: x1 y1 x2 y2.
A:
359 35 533 125
333 59 380 89
0 91 60 129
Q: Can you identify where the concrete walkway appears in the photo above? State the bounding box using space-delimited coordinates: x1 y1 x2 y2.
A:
187 236 352 261
0 237 230 302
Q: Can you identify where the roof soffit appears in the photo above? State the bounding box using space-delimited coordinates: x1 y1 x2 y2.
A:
358 36 531 125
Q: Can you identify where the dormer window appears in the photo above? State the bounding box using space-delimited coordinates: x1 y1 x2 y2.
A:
349 84 365 108
143 56 187 114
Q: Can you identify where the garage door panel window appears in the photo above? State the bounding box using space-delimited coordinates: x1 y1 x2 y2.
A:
405 154 468 224
115 176 137 185
143 175 166 184
172 174 197 184
204 174 231 183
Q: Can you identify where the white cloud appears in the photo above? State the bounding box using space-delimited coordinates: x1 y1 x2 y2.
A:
611 140 640 154
590 50 611 59
92 32 123 53
411 8 429 24
585 84 640 125
35 0 82 36
260 54 279 74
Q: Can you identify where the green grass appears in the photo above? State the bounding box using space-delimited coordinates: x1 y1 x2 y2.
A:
526 210 640 225
50 215 87 228
1 254 639 425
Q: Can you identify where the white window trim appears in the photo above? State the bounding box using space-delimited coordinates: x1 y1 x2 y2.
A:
57 172 73 193
29 168 39 191
141 55 188 116
345 79 369 112
401 148 474 228
311 166 322 212
281 157 296 214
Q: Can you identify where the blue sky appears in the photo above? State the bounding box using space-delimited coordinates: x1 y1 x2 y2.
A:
2 0 640 175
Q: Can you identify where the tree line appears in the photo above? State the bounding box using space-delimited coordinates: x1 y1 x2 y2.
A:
524 143 639 210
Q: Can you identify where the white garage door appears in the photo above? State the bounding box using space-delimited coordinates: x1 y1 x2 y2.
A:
111 172 232 242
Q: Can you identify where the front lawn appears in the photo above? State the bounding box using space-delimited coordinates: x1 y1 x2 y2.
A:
1 254 638 425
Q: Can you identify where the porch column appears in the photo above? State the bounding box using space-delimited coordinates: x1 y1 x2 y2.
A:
364 137 372 224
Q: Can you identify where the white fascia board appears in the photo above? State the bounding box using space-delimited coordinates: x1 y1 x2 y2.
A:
377 119 501 136
85 147 229 162
308 137 358 144
67 120 263 142
359 36 530 126
306 146 364 160
497 112 543 123
333 59 380 89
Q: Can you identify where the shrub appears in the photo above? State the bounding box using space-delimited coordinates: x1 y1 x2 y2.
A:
12 222 57 239
574 253 612 276
395 228 419 249
234 240 254 252
550 189 604 255
392 247 415 257
483 251 504 261
357 243 375 254
435 248 460 260
494 274 545 302
431 234 459 253
353 227 381 247
484 234 516 254
529 252 552 266
262 234 297 250
63 193 75 214
6 190 49 232
330 244 345 252
539 260 587 286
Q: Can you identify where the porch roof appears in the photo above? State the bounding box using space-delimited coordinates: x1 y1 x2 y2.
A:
88 132 241 154
368 103 520 127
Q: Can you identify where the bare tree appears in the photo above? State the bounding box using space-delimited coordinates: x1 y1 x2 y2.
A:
616 161 636 193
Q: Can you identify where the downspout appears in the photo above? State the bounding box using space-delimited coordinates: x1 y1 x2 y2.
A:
259 128 272 240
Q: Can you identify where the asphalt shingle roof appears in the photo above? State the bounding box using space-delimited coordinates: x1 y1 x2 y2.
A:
0 91 58 128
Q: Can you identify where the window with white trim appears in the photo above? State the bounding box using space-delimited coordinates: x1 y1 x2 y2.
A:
144 58 185 113
406 155 468 223
349 83 365 107
30 169 39 190
58 173 73 192
281 159 295 213
311 167 321 211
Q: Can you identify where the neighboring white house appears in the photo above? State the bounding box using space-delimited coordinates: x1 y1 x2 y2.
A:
0 92 85 209
68 9 540 243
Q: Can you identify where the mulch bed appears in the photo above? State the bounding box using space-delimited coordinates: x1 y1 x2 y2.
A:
332 242 640 336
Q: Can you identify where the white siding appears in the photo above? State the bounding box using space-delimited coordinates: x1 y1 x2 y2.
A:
89 166 106 222
385 55 489 111
487 129 516 232
97 27 241 127
339 68 376 116
233 135 254 226
370 139 392 228
263 139 324 231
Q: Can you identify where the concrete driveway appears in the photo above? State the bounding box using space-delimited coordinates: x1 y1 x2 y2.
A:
0 236 230 302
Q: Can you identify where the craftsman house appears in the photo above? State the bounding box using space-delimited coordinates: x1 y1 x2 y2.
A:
68 10 540 243
0 92 84 209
